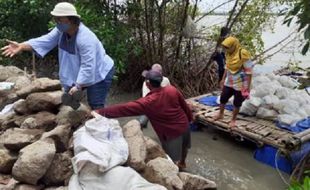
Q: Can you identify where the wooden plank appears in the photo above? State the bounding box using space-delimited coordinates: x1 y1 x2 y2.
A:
187 93 303 152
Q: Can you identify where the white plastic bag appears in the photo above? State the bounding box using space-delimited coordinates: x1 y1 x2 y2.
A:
240 99 258 116
275 87 293 99
72 116 129 174
252 83 277 97
262 95 280 108
277 75 299 89
0 82 14 90
280 100 299 115
183 16 197 38
278 114 302 125
252 75 271 87
69 165 167 190
256 107 278 120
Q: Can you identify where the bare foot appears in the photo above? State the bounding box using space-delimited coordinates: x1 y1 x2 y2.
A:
213 112 223 120
229 120 237 128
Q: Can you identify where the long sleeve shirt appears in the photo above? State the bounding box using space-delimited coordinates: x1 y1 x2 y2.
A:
26 23 114 88
97 85 193 141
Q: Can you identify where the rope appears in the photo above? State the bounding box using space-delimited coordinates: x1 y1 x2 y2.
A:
275 150 290 186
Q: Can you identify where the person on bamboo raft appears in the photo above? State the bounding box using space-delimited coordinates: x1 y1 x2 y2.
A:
92 70 193 170
213 36 254 128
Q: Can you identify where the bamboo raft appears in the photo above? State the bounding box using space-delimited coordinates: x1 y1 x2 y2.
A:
187 94 310 154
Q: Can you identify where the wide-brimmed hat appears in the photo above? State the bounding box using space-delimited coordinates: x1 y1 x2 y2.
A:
50 2 80 18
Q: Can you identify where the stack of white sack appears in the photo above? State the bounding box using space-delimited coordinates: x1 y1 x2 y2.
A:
240 73 310 125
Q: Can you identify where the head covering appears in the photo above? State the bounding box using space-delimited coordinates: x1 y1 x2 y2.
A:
151 64 163 74
222 36 251 74
51 2 80 18
142 70 163 83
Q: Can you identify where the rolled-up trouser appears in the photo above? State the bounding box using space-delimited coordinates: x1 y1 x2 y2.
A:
160 127 191 162
220 86 245 108
87 66 115 109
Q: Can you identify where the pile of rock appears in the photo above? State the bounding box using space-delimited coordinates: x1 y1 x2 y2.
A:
121 120 217 190
0 66 217 190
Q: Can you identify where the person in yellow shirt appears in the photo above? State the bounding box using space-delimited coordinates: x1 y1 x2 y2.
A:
214 36 254 128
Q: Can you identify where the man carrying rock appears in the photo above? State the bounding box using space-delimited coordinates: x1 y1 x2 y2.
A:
93 69 192 170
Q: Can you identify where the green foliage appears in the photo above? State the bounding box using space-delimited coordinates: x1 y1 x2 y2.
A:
288 175 310 190
0 0 57 65
0 0 56 40
284 0 310 55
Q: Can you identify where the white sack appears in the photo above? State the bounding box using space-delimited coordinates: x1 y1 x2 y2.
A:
72 116 129 174
69 165 167 190
256 107 278 120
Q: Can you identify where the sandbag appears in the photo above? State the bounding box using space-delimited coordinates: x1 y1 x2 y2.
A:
256 107 278 120
280 100 299 115
252 83 277 97
72 116 129 174
240 100 257 116
262 95 280 108
275 87 293 99
69 165 167 190
252 75 271 87
277 75 299 89
278 114 302 125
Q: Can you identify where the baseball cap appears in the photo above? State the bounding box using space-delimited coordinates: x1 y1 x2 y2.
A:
142 70 163 83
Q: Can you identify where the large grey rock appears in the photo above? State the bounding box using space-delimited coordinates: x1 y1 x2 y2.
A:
21 111 57 131
122 120 146 171
41 125 71 153
44 187 68 190
43 151 73 186
12 139 56 185
14 184 44 190
0 65 24 82
13 99 30 114
6 76 31 91
1 114 29 130
0 112 16 133
178 172 217 190
144 157 183 190
144 136 167 163
56 104 90 127
0 90 18 111
1 128 43 151
0 148 18 173
24 91 62 113
16 78 61 98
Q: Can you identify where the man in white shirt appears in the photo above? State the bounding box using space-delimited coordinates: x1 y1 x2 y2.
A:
139 64 170 128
